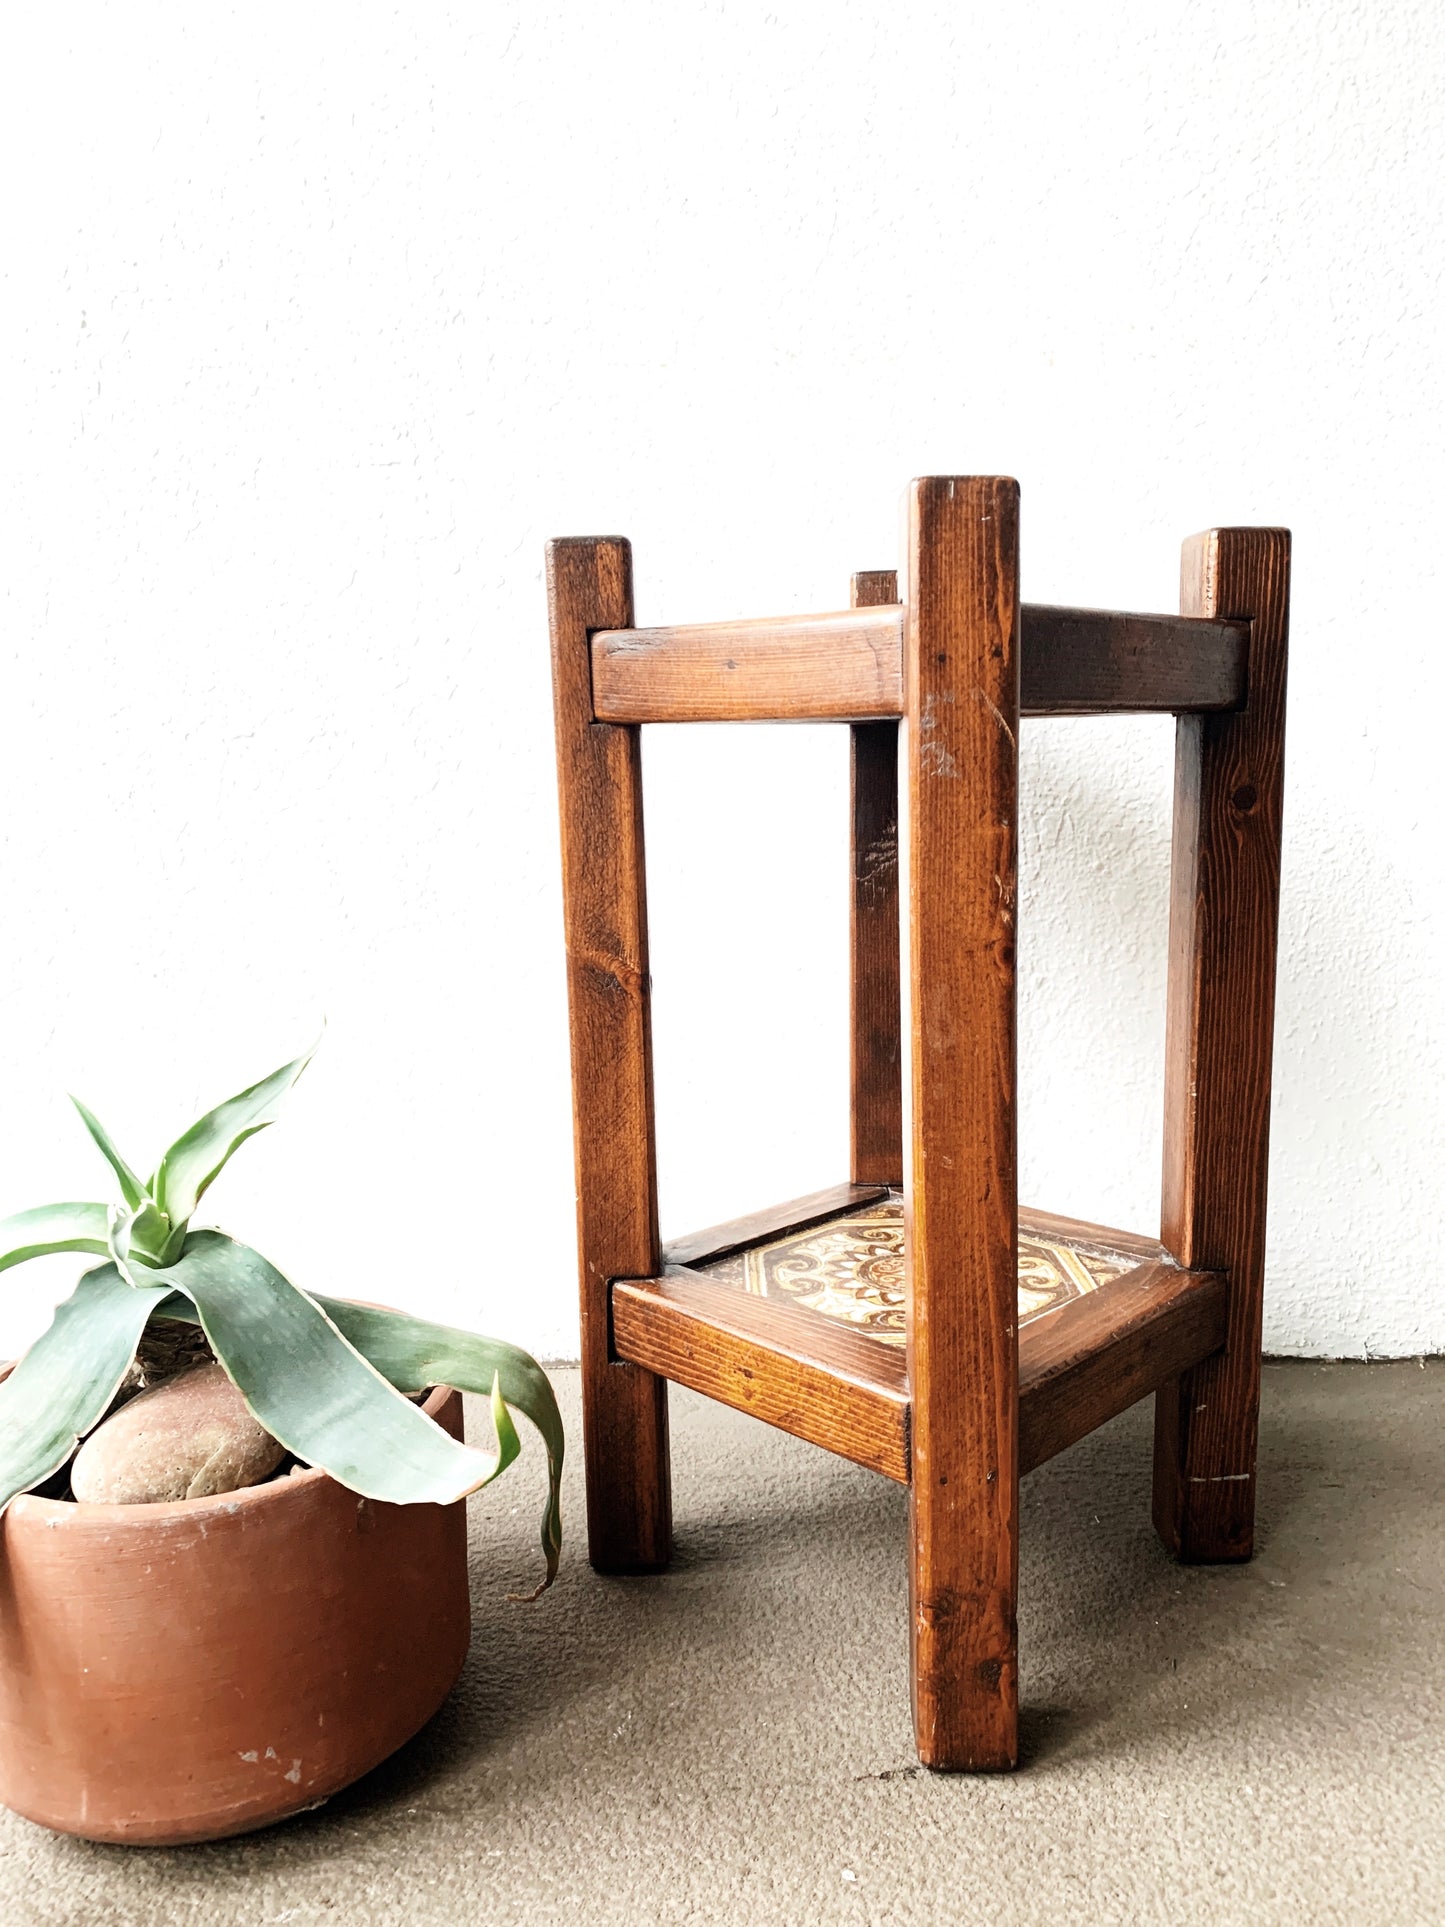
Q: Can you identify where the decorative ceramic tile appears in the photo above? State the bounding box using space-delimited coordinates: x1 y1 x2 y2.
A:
697 1198 1137 1344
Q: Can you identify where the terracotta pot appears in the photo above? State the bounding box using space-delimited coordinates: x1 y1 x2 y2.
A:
0 1379 469 1846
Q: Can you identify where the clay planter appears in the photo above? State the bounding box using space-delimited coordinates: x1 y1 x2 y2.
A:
0 1379 469 1846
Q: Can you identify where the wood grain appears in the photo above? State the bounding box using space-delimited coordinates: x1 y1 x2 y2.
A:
849 568 903 1186
663 1182 888 1272
1152 528 1291 1563
611 1255 1225 1492
1020 1262 1226 1473
902 477 1020 1772
547 536 671 1573
591 604 1247 724
612 1270 911 1483
1017 1205 1167 1267
553 496 1283 1773
592 607 901 721
669 1188 1168 1276
1023 605 1245 715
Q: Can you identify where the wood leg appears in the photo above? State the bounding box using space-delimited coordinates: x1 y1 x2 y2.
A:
1152 527 1290 1563
581 1354 671 1575
548 535 672 1573
902 479 1021 1769
848 568 902 1190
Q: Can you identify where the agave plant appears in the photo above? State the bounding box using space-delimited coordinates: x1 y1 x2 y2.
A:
0 1045 562 1595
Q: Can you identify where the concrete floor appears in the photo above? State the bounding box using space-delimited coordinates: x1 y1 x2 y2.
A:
2 1360 1442 1926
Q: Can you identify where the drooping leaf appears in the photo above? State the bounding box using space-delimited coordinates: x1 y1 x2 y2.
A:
144 1282 564 1596
151 1044 317 1228
69 1097 148 1211
0 1265 173 1513
0 1202 111 1276
136 1231 521 1510
312 1296 564 1598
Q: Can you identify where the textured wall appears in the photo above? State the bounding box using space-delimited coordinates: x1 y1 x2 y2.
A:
3 3 1442 1360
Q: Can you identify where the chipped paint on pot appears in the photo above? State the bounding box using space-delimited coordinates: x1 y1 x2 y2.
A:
0 1379 469 1846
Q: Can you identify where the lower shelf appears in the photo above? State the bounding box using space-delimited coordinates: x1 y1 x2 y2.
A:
611 1184 1227 1483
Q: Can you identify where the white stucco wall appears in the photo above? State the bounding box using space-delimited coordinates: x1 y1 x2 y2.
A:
3 2 1442 1362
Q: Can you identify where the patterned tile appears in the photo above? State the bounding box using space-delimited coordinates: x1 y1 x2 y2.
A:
697 1198 1138 1344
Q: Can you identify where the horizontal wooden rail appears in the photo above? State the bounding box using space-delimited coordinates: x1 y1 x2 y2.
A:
594 610 899 723
664 1182 890 1271
591 604 1248 723
1016 1204 1168 1268
1017 1259 1228 1473
612 1269 913 1482
611 1252 1227 1485
667 1187 1166 1276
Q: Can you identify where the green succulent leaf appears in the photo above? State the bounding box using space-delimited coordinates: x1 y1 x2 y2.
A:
151 1044 317 1227
69 1097 149 1212
309 1297 564 1598
106 1190 172 1272
134 1231 522 1511
0 1264 172 1514
144 1285 564 1597
0 1202 111 1276
128 1201 175 1266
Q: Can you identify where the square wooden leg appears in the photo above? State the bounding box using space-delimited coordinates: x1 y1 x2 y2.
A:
549 533 673 1574
581 1356 672 1575
1152 525 1290 1564
902 477 1021 1770
910 1489 1019 1770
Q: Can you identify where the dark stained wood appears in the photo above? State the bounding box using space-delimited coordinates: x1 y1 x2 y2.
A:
612 1254 1225 1493
669 1187 1167 1276
1017 1205 1166 1267
1020 1262 1227 1473
590 604 1248 724
851 570 899 606
849 568 903 1187
1153 529 1291 1562
1022 605 1245 715
547 536 671 1573
611 1270 911 1483
902 477 1020 1772
663 1182 888 1272
552 490 1289 1776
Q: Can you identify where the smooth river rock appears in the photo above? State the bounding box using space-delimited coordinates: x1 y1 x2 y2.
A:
71 1362 286 1504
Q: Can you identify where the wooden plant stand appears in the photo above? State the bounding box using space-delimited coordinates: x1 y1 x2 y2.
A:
547 478 1290 1771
